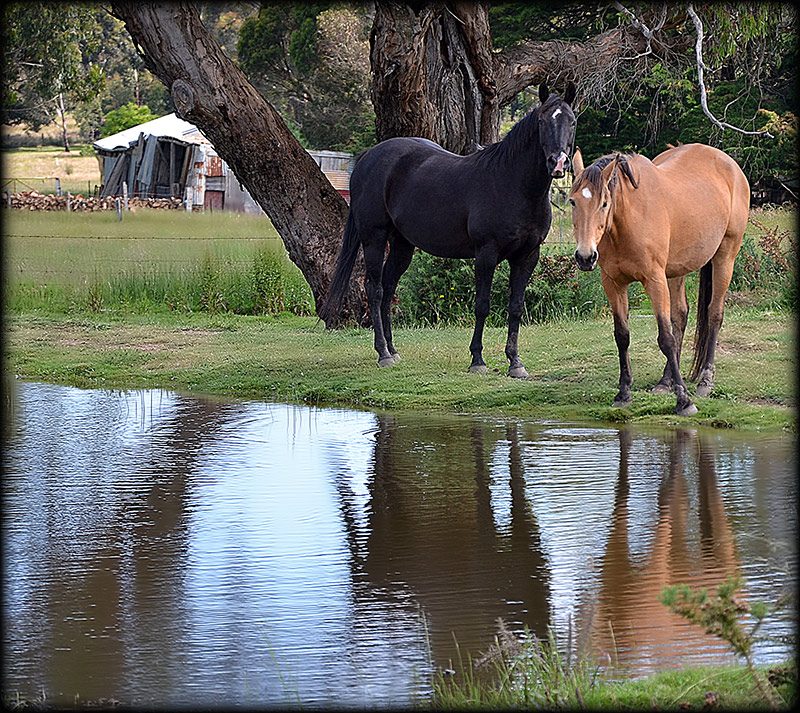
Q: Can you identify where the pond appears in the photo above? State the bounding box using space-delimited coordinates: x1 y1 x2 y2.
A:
3 380 796 708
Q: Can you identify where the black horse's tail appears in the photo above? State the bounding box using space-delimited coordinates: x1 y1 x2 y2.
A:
690 261 713 381
320 211 361 325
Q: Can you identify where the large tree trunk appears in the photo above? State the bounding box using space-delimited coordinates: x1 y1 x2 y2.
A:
110 1 366 324
370 1 499 154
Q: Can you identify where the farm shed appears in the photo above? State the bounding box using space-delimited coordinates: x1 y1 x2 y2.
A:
93 114 354 212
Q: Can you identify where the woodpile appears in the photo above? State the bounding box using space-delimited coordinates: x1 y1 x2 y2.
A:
4 191 184 211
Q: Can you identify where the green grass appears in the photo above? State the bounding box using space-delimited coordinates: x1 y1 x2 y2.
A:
5 306 794 432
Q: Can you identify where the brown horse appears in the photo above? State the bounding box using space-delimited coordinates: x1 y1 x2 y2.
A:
569 144 749 415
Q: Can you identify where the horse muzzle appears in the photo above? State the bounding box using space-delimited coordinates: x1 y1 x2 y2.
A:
549 152 569 178
574 249 598 271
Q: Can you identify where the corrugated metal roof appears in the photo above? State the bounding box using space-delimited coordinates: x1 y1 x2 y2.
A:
93 113 200 151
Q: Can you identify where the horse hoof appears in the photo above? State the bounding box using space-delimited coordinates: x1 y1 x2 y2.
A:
378 356 396 368
612 398 632 408
469 364 488 373
651 383 671 395
509 366 530 379
677 402 698 416
696 383 712 398
390 352 401 362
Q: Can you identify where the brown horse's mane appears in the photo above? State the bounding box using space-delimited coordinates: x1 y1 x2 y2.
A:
577 152 639 195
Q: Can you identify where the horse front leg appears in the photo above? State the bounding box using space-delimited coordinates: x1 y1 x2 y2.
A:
645 275 697 416
468 247 498 372
505 248 540 379
602 272 633 407
653 276 689 394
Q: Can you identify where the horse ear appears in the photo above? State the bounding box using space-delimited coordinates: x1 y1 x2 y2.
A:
572 148 584 176
564 81 576 105
539 82 549 104
600 154 620 186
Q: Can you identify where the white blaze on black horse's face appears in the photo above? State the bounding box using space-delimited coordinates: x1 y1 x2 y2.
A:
537 81 577 178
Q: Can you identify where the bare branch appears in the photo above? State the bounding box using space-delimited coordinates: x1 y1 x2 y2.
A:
687 4 774 138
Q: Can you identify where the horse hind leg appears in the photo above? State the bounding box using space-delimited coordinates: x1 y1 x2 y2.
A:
379 235 415 362
693 246 737 397
653 276 689 394
362 233 395 367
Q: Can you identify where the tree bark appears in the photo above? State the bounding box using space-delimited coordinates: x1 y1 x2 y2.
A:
370 1 499 153
110 1 366 325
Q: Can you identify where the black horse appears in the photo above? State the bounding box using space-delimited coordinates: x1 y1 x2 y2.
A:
322 82 577 377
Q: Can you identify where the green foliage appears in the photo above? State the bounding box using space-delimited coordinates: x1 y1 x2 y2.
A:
731 215 797 310
2 3 105 128
395 248 609 327
660 574 787 708
100 103 157 137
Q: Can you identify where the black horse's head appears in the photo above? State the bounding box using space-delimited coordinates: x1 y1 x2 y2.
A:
537 82 577 178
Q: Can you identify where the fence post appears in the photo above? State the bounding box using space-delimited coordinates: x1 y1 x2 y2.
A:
122 182 129 211
66 191 71 213
115 196 123 221
55 177 61 197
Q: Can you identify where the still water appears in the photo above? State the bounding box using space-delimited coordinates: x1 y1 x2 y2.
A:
3 380 796 708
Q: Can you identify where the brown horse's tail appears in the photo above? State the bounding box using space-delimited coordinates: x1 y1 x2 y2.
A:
319 211 360 327
690 261 713 381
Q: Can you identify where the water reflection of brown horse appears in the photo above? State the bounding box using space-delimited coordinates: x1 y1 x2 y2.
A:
584 428 741 671
569 144 750 415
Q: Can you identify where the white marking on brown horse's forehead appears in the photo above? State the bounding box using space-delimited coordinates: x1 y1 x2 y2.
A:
581 187 593 199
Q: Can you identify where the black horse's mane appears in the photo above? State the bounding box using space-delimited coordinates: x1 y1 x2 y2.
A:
472 93 564 167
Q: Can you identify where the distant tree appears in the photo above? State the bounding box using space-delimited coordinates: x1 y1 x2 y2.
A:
238 2 374 151
2 3 105 150
100 102 157 137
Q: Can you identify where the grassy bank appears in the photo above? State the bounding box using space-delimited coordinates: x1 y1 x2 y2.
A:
5 305 794 431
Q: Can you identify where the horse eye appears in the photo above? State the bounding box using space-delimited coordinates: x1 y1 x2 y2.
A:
568 198 575 206
602 201 608 209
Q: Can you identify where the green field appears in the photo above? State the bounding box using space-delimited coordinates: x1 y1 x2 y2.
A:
3 205 796 432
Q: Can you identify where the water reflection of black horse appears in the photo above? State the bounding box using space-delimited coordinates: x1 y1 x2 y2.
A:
333 414 551 667
321 82 576 377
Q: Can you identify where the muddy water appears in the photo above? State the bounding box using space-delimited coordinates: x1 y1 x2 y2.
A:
3 381 796 708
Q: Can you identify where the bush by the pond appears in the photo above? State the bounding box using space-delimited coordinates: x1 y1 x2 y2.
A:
395 248 620 327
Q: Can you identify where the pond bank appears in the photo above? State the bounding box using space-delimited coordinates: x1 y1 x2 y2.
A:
5 306 794 432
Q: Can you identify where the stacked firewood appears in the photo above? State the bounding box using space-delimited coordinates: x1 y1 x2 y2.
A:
4 191 184 211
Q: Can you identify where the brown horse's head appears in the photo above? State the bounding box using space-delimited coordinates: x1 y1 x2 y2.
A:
568 151 638 271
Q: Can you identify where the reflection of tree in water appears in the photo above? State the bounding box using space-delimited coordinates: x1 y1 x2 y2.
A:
23 389 244 702
583 427 741 671
334 412 551 669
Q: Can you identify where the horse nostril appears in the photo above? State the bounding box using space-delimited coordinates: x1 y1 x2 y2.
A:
591 249 598 264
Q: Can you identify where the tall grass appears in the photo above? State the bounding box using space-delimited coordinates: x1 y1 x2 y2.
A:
4 208 314 315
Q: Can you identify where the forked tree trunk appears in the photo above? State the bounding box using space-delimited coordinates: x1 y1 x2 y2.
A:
110 1 366 325
370 1 499 154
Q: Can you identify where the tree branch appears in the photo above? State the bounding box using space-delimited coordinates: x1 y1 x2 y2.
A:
687 3 774 138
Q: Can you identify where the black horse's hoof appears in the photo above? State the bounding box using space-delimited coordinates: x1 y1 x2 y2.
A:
509 366 530 379
677 402 698 416
378 356 396 368
695 382 712 398
468 364 488 373
651 383 671 395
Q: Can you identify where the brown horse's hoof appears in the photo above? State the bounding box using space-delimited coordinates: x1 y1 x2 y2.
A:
612 398 632 408
468 364 488 373
509 366 530 379
677 402 698 416
378 356 397 368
